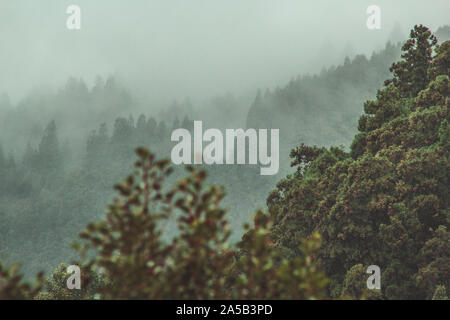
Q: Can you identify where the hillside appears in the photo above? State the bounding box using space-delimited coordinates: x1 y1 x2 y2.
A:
268 26 449 299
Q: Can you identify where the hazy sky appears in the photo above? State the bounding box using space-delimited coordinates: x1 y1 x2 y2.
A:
1 0 449 104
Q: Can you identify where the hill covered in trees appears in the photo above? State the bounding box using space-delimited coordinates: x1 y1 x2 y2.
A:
0 32 410 278
0 25 448 300
268 25 449 299
246 41 401 161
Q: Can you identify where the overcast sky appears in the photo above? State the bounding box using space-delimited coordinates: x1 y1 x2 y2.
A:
1 0 449 105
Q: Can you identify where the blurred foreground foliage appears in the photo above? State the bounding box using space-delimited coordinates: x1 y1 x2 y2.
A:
1 148 329 299
1 25 448 301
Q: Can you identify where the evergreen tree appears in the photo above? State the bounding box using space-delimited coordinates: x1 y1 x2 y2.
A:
37 120 61 173
385 25 438 98
268 30 449 299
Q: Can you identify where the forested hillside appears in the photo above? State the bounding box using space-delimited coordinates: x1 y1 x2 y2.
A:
0 32 410 278
0 111 270 276
268 26 449 299
246 41 401 164
0 25 448 300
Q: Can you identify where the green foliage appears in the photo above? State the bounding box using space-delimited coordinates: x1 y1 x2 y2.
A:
414 226 450 299
38 120 61 172
269 30 449 299
1 148 329 299
385 25 438 98
65 148 330 299
341 264 383 300
231 214 329 299
0 262 43 299
0 34 405 279
246 40 402 154
429 41 450 80
342 264 367 299
1 24 447 302
35 263 105 300
432 285 448 300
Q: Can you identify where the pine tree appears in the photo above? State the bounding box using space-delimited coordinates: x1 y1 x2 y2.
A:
37 120 61 173
385 25 438 98
269 29 449 299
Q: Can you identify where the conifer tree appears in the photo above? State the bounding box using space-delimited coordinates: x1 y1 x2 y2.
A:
385 25 438 98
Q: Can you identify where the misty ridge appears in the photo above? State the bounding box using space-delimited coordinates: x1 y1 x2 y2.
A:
0 1 449 283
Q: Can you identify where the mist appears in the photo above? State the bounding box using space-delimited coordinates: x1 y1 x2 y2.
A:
0 1 449 284
1 0 449 105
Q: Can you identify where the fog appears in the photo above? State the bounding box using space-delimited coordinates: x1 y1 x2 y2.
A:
1 0 449 105
0 0 449 280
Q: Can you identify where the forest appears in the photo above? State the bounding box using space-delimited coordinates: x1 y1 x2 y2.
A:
0 24 449 300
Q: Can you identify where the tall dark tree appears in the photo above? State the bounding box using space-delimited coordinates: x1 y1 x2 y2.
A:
37 120 61 173
86 123 109 165
385 25 438 98
269 31 449 299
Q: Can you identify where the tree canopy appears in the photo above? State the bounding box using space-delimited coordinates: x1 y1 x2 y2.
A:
269 28 449 299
